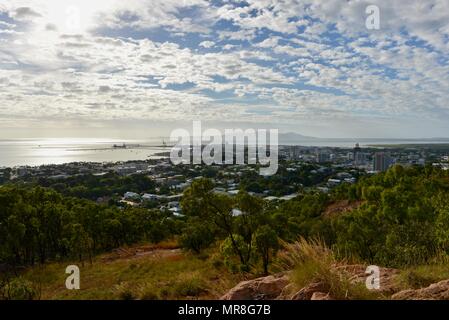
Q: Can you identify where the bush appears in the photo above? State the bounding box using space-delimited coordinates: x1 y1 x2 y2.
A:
138 283 161 300
1 278 39 300
173 276 206 297
179 219 216 254
114 282 136 300
220 235 253 273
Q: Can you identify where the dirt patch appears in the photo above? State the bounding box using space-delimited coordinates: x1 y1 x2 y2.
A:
322 200 364 218
100 243 181 263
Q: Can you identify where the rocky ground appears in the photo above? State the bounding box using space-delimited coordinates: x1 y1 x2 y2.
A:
221 264 449 300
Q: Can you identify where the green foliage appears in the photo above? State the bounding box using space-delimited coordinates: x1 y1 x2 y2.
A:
220 235 252 273
253 226 279 275
178 167 449 271
269 192 331 242
35 172 156 201
3 164 449 283
239 163 332 196
0 277 40 300
172 275 207 297
179 218 216 254
182 179 278 272
334 165 449 267
0 186 182 266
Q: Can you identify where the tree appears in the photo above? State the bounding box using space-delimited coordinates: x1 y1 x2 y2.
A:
220 235 252 273
181 179 247 264
253 226 279 275
181 179 267 269
179 217 216 254
234 191 264 264
68 223 93 265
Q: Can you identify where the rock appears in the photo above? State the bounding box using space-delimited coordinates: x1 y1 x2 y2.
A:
291 282 327 300
311 292 332 300
392 280 449 300
221 274 289 300
276 283 296 300
221 264 402 300
333 264 400 294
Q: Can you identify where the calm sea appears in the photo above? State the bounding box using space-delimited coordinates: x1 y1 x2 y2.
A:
1 138 448 167
0 138 170 167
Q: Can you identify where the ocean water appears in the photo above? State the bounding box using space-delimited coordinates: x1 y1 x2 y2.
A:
1 137 448 167
0 138 171 167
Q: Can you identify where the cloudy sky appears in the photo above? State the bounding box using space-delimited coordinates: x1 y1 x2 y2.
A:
0 0 448 139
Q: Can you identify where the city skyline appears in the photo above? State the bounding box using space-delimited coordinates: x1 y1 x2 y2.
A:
1 1 449 139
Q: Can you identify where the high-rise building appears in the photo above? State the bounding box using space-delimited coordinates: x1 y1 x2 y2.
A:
353 143 365 166
353 143 362 158
316 150 331 163
373 152 393 172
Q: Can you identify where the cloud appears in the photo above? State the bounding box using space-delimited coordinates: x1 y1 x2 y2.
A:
0 0 448 138
199 40 215 48
0 20 15 28
12 7 41 20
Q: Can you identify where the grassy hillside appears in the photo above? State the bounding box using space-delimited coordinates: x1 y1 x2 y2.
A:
7 238 449 300
11 242 243 300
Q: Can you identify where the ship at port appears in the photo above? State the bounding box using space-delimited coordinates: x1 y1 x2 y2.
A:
113 143 127 149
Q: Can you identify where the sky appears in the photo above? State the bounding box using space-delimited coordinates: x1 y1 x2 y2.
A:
0 0 448 139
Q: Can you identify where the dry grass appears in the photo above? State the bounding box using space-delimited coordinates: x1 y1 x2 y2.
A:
397 264 449 290
14 244 243 300
278 237 384 300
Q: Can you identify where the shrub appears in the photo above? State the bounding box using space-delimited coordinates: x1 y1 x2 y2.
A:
114 282 136 300
1 277 39 300
138 284 161 300
173 276 206 297
220 235 253 273
179 221 215 254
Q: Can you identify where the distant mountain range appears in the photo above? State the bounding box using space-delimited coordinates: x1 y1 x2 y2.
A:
279 132 319 142
278 132 449 143
154 132 449 146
